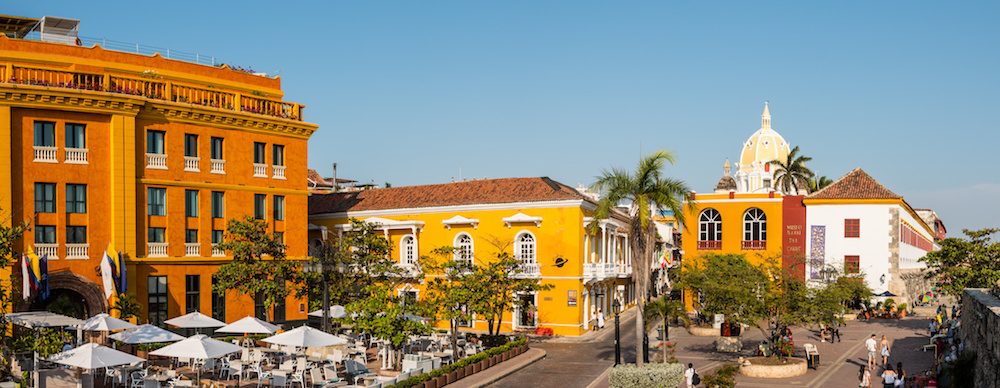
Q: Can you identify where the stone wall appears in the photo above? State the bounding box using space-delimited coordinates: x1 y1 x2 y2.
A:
961 289 1000 388
896 268 932 306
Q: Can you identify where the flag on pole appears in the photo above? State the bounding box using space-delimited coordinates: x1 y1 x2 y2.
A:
26 247 41 291
21 253 30 301
118 250 127 293
38 254 50 301
101 244 116 300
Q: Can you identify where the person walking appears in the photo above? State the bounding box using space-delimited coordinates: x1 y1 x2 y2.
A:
684 363 697 388
894 362 906 387
820 322 827 342
865 334 878 369
596 308 605 331
880 335 891 366
859 365 871 388
880 365 898 388
831 319 842 343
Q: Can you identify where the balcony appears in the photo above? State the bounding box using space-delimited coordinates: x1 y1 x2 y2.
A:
602 263 617 279
698 240 722 250
147 242 168 258
64 148 88 164
584 263 597 282
33 146 57 163
211 244 225 257
65 244 89 260
253 163 267 178
146 153 167 170
210 159 226 174
3 63 305 122
272 165 286 180
184 156 200 172
512 263 541 278
742 240 767 250
185 243 200 257
35 244 59 260
617 264 633 278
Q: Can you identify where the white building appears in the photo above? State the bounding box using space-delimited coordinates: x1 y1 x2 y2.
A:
803 168 938 304
734 103 792 194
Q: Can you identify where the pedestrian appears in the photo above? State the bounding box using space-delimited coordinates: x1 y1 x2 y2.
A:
895 362 905 387
597 308 605 331
684 363 697 388
881 365 898 388
859 365 871 388
820 322 827 342
832 319 842 343
865 334 878 369
880 335 891 366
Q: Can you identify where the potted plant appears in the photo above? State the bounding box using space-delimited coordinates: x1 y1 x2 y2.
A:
897 304 907 318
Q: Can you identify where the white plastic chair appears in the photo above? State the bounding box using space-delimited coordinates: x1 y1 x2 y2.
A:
269 371 287 388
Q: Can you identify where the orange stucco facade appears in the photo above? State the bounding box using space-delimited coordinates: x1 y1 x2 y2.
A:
1 35 317 325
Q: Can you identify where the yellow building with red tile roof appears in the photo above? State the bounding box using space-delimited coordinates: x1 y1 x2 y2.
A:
308 177 636 336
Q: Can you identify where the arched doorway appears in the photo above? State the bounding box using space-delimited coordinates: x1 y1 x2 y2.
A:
17 272 107 318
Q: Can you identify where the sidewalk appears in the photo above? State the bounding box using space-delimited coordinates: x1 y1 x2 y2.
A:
447 348 547 388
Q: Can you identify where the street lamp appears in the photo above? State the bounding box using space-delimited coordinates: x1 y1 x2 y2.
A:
302 260 332 333
613 299 621 365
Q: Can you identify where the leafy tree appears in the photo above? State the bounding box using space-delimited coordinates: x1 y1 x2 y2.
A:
347 282 431 371
591 150 694 367
0 208 30 379
462 236 553 335
920 228 1000 298
212 216 298 321
679 253 863 358
423 246 477 360
809 175 833 192
768 145 814 195
644 296 688 363
111 292 142 321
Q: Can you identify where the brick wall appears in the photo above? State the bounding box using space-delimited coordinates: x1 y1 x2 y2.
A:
961 289 1000 388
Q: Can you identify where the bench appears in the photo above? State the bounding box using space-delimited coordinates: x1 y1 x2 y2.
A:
804 343 820 368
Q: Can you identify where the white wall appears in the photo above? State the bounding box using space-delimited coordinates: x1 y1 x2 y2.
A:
806 204 892 293
898 209 933 270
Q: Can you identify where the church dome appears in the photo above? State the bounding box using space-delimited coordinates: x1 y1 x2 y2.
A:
714 159 737 193
739 103 790 168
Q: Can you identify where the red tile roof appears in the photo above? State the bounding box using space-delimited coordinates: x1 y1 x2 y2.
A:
807 168 902 200
307 169 332 187
309 177 595 214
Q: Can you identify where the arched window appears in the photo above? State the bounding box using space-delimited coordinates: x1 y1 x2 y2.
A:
698 209 722 250
400 235 416 265
454 233 474 263
743 208 767 250
515 232 536 264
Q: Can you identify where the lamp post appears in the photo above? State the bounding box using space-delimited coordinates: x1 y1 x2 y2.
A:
303 260 331 333
613 299 621 365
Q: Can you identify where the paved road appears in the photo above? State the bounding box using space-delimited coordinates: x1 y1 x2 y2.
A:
488 310 639 388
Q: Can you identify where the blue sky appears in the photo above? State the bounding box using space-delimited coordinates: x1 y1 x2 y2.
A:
12 1 1000 233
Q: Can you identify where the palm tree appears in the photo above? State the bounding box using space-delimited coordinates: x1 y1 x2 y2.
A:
645 296 690 363
810 175 833 192
769 146 814 194
591 150 694 367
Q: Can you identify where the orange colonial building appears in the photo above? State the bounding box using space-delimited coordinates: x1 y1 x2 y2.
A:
0 17 316 326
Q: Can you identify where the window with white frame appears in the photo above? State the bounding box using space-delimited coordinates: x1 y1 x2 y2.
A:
699 209 721 241
454 233 474 263
400 235 417 265
515 232 536 264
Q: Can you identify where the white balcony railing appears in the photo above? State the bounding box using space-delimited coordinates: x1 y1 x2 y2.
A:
601 263 617 279
185 243 200 257
272 165 286 180
64 148 89 164
35 244 59 260
512 262 541 278
584 263 597 281
210 159 226 174
184 156 200 172
65 244 89 260
618 264 633 278
253 163 267 177
147 242 168 257
33 146 58 163
146 153 168 170
211 244 225 257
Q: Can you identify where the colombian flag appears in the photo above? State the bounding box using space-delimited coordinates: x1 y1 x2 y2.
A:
25 247 41 291
102 243 127 297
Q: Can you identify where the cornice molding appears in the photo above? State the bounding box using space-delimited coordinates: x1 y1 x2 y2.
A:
0 85 143 116
143 102 318 139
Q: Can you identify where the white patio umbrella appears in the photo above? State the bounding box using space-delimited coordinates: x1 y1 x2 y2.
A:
48 343 145 388
164 311 226 329
110 324 186 344
262 325 348 348
150 334 243 384
8 312 86 388
82 313 137 332
216 316 280 334
308 305 347 318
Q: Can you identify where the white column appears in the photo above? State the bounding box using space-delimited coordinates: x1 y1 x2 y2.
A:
601 225 608 264
584 234 590 264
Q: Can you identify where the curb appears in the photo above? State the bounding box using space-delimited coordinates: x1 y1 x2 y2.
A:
450 348 547 388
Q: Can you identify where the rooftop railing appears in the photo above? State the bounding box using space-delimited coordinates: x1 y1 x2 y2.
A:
1 62 304 121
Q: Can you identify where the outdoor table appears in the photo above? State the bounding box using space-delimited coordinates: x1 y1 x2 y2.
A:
430 352 453 365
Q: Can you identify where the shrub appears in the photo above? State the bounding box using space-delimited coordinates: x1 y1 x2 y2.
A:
479 334 509 348
609 363 684 388
897 304 906 311
701 363 738 388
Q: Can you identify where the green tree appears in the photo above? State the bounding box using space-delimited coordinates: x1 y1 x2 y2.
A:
463 237 553 335
212 216 298 321
809 175 833 192
421 247 477 360
920 228 1000 297
0 209 30 379
110 292 142 321
644 296 688 363
591 150 694 367
347 283 431 371
768 146 814 194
